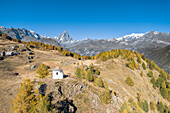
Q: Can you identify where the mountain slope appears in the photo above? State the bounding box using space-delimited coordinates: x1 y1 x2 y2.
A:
0 37 169 113
52 30 72 43
0 26 61 47
1 26 170 73
143 45 170 73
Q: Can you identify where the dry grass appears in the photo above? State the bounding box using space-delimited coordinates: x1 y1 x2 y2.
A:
0 40 169 113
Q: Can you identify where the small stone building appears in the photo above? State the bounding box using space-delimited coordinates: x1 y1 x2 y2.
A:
52 67 64 79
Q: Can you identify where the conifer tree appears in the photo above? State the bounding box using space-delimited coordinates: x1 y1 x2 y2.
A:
150 101 156 111
11 79 35 113
86 69 94 82
36 63 49 78
161 83 168 99
143 100 149 112
157 101 164 112
100 89 111 104
94 77 104 87
89 63 94 74
147 70 153 78
36 95 51 113
125 75 134 86
81 64 86 79
75 67 81 78
95 68 100 75
142 62 146 70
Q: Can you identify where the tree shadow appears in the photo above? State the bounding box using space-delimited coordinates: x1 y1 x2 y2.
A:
48 92 77 113
55 98 77 113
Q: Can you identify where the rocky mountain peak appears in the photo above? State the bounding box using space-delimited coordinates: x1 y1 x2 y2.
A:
53 30 72 43
60 30 72 40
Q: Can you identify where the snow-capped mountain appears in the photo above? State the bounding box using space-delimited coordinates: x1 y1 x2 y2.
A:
115 33 145 41
0 26 43 40
0 26 60 46
0 26 170 72
53 30 72 43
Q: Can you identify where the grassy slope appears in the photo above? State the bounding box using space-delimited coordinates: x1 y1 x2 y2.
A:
0 39 169 113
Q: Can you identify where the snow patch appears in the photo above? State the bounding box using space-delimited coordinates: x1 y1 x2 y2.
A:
116 33 145 41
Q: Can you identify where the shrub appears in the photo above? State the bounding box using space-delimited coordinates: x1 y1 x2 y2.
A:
36 63 49 78
147 70 153 78
125 75 134 86
94 77 104 87
100 90 111 104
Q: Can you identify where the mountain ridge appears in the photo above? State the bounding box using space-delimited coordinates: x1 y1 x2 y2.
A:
0 26 170 73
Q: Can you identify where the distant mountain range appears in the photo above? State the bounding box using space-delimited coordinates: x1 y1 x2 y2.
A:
0 26 61 47
0 26 170 73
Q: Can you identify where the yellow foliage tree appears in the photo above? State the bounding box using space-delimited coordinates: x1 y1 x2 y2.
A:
36 63 49 78
11 79 36 113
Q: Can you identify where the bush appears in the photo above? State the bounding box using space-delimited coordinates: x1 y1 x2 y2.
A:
36 63 49 78
94 77 104 87
100 90 111 104
147 70 153 78
125 75 134 86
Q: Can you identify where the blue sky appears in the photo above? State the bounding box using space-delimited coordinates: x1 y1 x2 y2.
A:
1 0 170 40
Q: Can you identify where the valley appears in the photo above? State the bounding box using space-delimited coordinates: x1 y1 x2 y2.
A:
0 26 169 73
